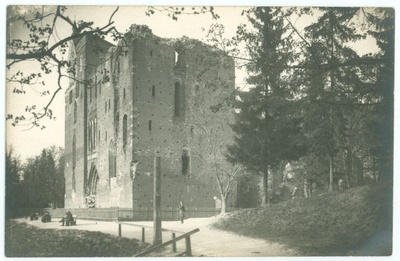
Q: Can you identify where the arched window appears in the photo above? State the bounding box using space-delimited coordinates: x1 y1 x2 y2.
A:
174 82 181 117
95 82 98 99
88 163 99 196
123 114 128 151
76 83 80 98
72 135 76 191
72 135 76 168
109 140 116 178
93 119 97 150
74 101 77 123
174 51 178 65
88 122 92 152
182 147 191 176
115 112 120 136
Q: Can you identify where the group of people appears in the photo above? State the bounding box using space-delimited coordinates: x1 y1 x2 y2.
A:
30 210 74 225
30 211 51 222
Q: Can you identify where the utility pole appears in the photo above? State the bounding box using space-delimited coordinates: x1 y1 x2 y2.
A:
130 160 139 219
153 155 162 245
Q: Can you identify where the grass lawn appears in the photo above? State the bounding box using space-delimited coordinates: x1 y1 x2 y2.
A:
214 181 392 256
5 221 148 257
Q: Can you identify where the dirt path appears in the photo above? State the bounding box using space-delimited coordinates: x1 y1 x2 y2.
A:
16 216 299 257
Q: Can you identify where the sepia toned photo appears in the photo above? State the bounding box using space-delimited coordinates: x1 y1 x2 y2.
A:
4 3 394 257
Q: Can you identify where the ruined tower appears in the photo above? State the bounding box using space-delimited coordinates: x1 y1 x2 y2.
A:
64 25 236 210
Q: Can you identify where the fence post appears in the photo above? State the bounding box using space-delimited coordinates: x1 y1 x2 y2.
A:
141 227 145 243
153 155 162 245
118 224 122 237
185 236 192 256
172 232 176 253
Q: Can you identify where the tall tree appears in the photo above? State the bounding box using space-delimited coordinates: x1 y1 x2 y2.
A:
5 146 22 218
228 7 304 205
186 44 244 214
363 8 395 182
21 147 65 208
228 7 393 200
286 7 394 191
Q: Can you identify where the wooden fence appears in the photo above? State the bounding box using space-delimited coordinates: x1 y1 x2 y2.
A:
39 207 236 221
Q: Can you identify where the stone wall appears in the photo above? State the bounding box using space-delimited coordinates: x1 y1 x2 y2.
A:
64 25 238 210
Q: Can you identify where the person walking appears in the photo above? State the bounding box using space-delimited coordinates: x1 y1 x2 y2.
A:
179 201 186 224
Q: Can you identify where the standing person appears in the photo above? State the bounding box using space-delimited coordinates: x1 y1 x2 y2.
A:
214 196 223 214
179 201 186 224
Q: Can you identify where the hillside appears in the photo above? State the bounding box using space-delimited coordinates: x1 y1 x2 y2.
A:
213 181 392 256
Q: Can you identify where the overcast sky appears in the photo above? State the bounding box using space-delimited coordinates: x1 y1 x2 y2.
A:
3 0 397 162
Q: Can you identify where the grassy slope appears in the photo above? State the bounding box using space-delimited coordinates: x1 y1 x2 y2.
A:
5 221 148 257
214 181 392 256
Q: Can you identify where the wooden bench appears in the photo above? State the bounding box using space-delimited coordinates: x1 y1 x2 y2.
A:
71 215 78 225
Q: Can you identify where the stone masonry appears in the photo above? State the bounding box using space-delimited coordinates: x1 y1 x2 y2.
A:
64 25 237 210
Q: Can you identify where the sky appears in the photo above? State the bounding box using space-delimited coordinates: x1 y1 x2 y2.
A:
3 0 398 163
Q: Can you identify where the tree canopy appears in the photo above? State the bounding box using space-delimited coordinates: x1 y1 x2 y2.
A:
224 7 394 203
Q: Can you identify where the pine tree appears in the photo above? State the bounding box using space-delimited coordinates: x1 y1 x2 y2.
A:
228 7 304 205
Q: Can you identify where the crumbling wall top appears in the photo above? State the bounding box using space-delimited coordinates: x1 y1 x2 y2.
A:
128 24 153 38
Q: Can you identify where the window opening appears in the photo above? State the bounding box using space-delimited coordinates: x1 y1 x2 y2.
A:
174 82 181 117
181 147 191 176
174 51 179 65
123 114 128 151
74 101 77 123
109 140 116 178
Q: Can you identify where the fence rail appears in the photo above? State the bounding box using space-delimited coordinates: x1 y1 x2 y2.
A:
135 228 200 257
30 207 237 221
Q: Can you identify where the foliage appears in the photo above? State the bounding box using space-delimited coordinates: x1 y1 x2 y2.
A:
6 6 122 128
226 7 306 204
186 45 245 214
146 6 219 21
19 147 65 209
5 147 23 218
223 7 394 198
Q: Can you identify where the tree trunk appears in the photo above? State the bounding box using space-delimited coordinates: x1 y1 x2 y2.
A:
153 156 162 245
220 195 227 214
262 166 269 205
345 148 352 189
329 155 334 192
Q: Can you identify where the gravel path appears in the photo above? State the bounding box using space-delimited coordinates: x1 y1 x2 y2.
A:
16 216 299 257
